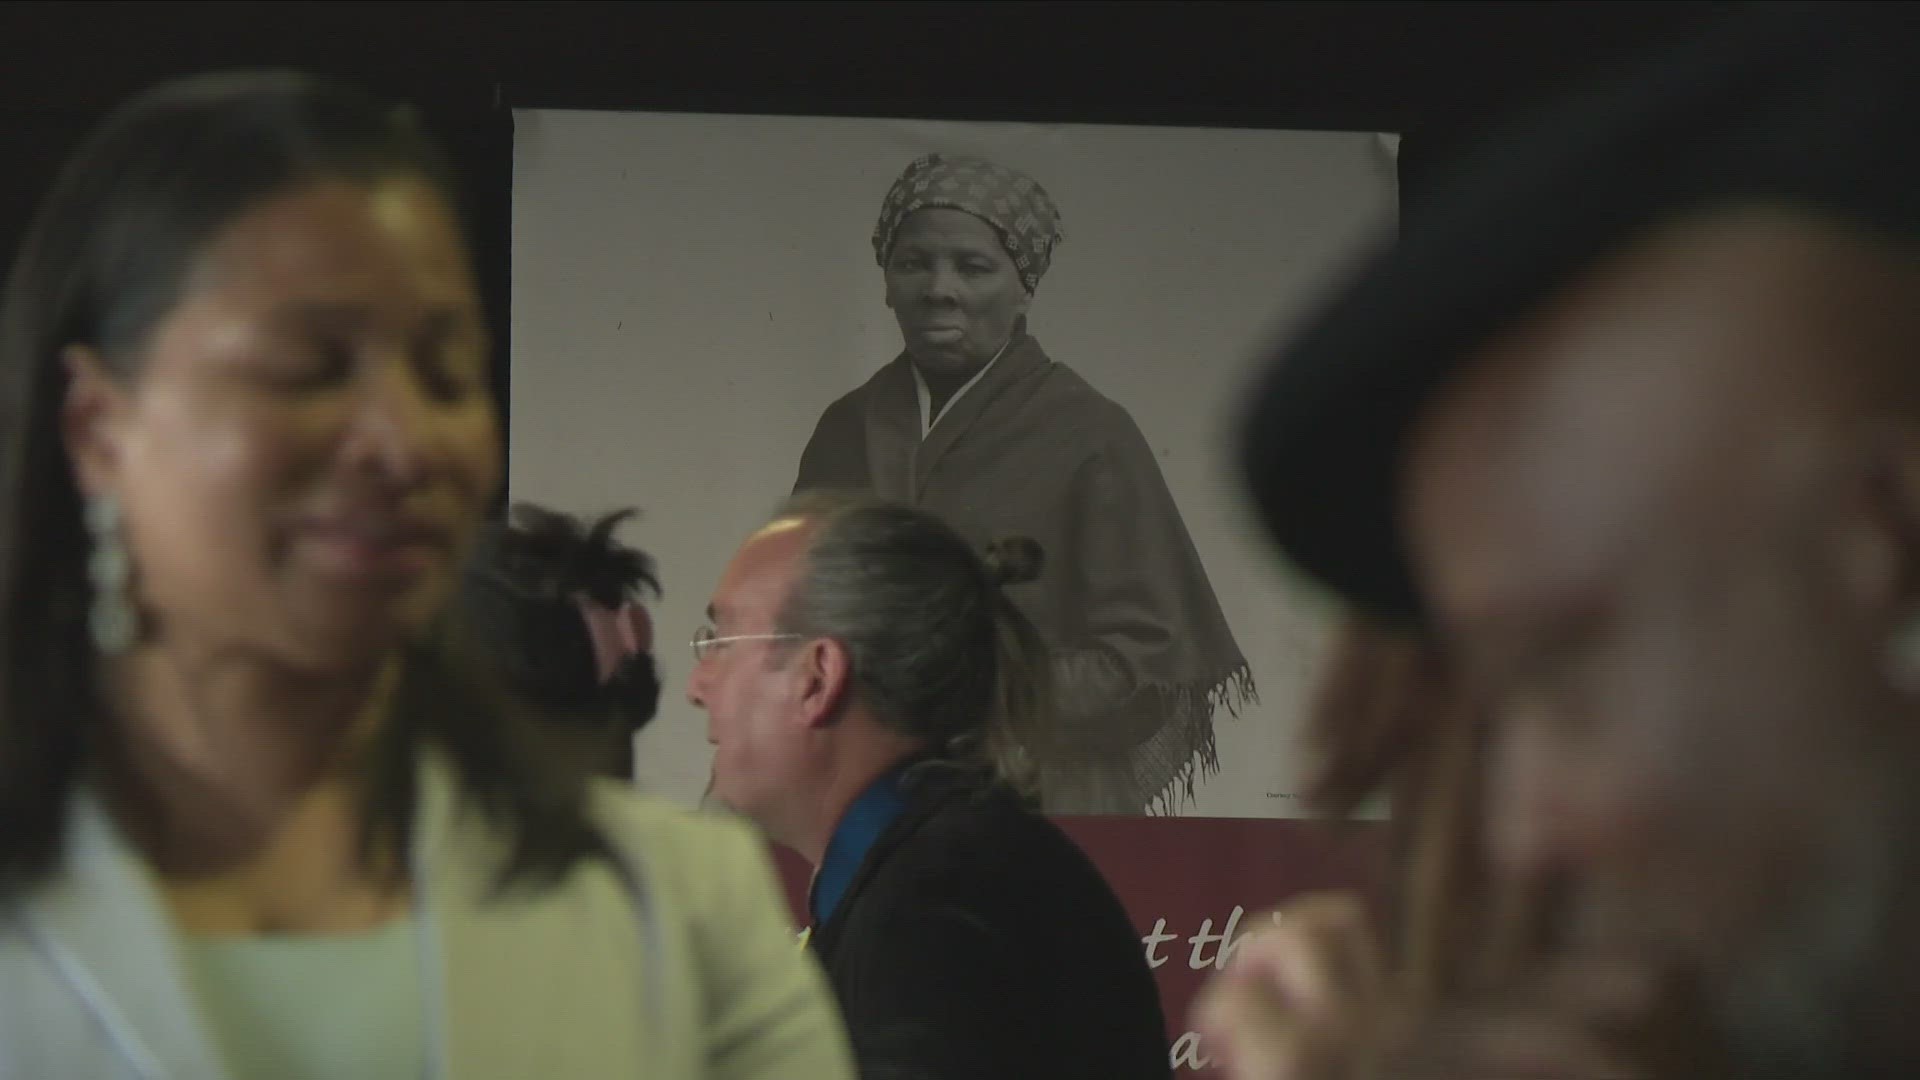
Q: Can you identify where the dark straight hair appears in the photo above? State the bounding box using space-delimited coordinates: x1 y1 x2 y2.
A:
0 70 607 898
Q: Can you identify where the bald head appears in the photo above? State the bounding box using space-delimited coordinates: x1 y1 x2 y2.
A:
710 517 811 628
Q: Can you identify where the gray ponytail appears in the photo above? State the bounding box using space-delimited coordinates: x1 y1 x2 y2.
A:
774 492 1050 794
977 537 1048 797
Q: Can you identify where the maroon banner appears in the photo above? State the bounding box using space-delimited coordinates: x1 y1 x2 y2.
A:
768 815 1383 1073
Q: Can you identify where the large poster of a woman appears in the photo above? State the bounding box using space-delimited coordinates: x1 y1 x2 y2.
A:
508 109 1397 818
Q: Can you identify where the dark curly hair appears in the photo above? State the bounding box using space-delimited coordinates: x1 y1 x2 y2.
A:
456 502 661 723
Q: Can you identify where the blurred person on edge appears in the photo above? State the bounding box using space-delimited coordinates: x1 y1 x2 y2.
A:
1205 5 1920 1079
0 70 853 1080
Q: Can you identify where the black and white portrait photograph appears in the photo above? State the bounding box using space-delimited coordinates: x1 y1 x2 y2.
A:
508 108 1399 817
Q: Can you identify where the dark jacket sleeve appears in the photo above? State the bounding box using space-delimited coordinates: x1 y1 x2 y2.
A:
830 896 1027 1080
818 794 1171 1080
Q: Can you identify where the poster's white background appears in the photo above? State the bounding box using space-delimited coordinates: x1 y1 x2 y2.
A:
509 108 1397 817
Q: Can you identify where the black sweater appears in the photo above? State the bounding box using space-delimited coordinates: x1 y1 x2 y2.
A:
809 773 1171 1080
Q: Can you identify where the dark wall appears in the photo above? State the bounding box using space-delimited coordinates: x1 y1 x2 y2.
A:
0 0 1735 462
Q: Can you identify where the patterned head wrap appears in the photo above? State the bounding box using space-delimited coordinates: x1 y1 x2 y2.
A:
871 153 1066 294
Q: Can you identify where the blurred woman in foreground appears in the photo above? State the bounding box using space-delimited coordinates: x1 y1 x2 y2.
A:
0 70 853 1079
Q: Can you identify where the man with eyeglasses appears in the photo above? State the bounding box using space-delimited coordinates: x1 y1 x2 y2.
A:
686 491 1170 1080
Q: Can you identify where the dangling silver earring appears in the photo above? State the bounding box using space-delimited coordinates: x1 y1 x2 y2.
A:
84 495 138 654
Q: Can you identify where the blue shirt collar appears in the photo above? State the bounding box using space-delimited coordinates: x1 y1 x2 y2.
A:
809 766 911 927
